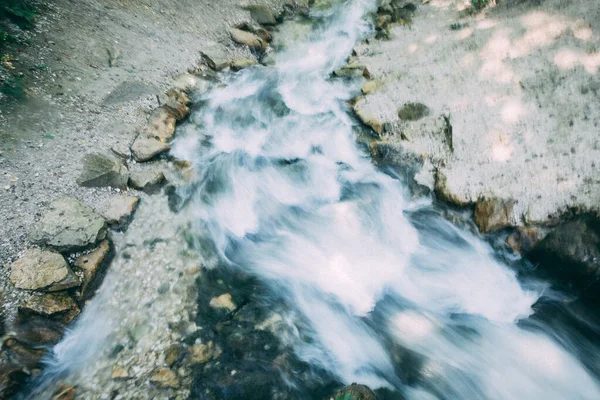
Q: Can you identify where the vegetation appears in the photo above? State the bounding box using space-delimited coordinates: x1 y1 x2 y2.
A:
471 0 491 11
0 0 36 97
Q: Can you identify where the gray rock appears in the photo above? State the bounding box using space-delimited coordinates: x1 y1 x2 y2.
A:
398 102 430 121
9 249 80 291
245 4 277 25
201 45 231 71
129 169 165 191
29 197 107 252
102 80 158 106
76 153 129 189
97 195 139 226
111 142 131 160
334 64 371 79
230 58 258 71
131 135 171 162
230 28 263 49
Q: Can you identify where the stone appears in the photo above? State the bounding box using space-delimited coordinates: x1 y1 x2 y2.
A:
474 198 514 233
111 365 130 380
29 197 107 253
0 361 30 399
131 135 171 162
76 153 128 189
361 79 385 94
353 102 384 135
332 384 377 400
528 216 600 301
111 141 131 160
13 315 67 346
201 45 231 71
150 369 179 388
209 293 236 311
143 108 177 141
19 292 80 324
188 341 216 364
245 4 278 25
334 64 371 79
129 169 165 191
230 28 263 49
230 58 258 71
102 80 158 106
97 195 139 226
165 344 184 367
51 384 76 400
434 170 471 207
506 226 544 255
2 337 47 368
398 102 430 121
9 249 79 292
74 240 111 300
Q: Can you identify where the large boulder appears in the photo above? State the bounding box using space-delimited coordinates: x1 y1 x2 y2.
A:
29 197 107 253
129 169 165 191
201 45 231 71
528 216 600 302
76 153 128 189
9 249 79 292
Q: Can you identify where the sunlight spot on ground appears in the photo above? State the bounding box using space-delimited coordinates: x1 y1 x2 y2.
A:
572 22 593 41
477 19 499 30
425 35 439 44
501 99 527 124
408 43 419 53
509 12 567 58
456 27 473 40
554 48 600 74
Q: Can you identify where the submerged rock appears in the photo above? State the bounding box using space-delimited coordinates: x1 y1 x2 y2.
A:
76 153 128 189
474 198 515 233
505 226 544 255
209 293 236 311
111 365 131 380
332 384 377 400
528 216 600 302
19 292 80 324
29 197 107 252
9 249 79 292
150 369 179 388
51 384 76 400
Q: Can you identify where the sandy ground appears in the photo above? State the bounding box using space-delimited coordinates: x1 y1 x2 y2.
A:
0 0 299 266
354 0 600 226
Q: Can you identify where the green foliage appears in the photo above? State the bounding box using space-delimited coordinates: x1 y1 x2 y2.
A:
471 0 490 10
1 0 36 29
1 72 25 97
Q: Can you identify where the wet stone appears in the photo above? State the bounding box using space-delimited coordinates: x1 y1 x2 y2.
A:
245 4 278 25
19 292 80 324
150 369 179 388
111 365 131 380
230 28 263 49
131 135 171 162
474 198 515 233
51 384 76 400
209 293 236 312
332 383 377 400
74 240 112 300
165 344 185 367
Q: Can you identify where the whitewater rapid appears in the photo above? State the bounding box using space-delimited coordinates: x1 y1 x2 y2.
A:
173 0 600 398
31 0 600 399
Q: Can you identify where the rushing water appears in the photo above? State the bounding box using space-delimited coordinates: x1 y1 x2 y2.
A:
30 0 600 398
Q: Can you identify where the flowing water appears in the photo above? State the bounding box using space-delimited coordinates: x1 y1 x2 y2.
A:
28 0 600 398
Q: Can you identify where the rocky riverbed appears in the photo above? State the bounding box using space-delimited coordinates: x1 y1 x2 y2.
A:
1 0 600 399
